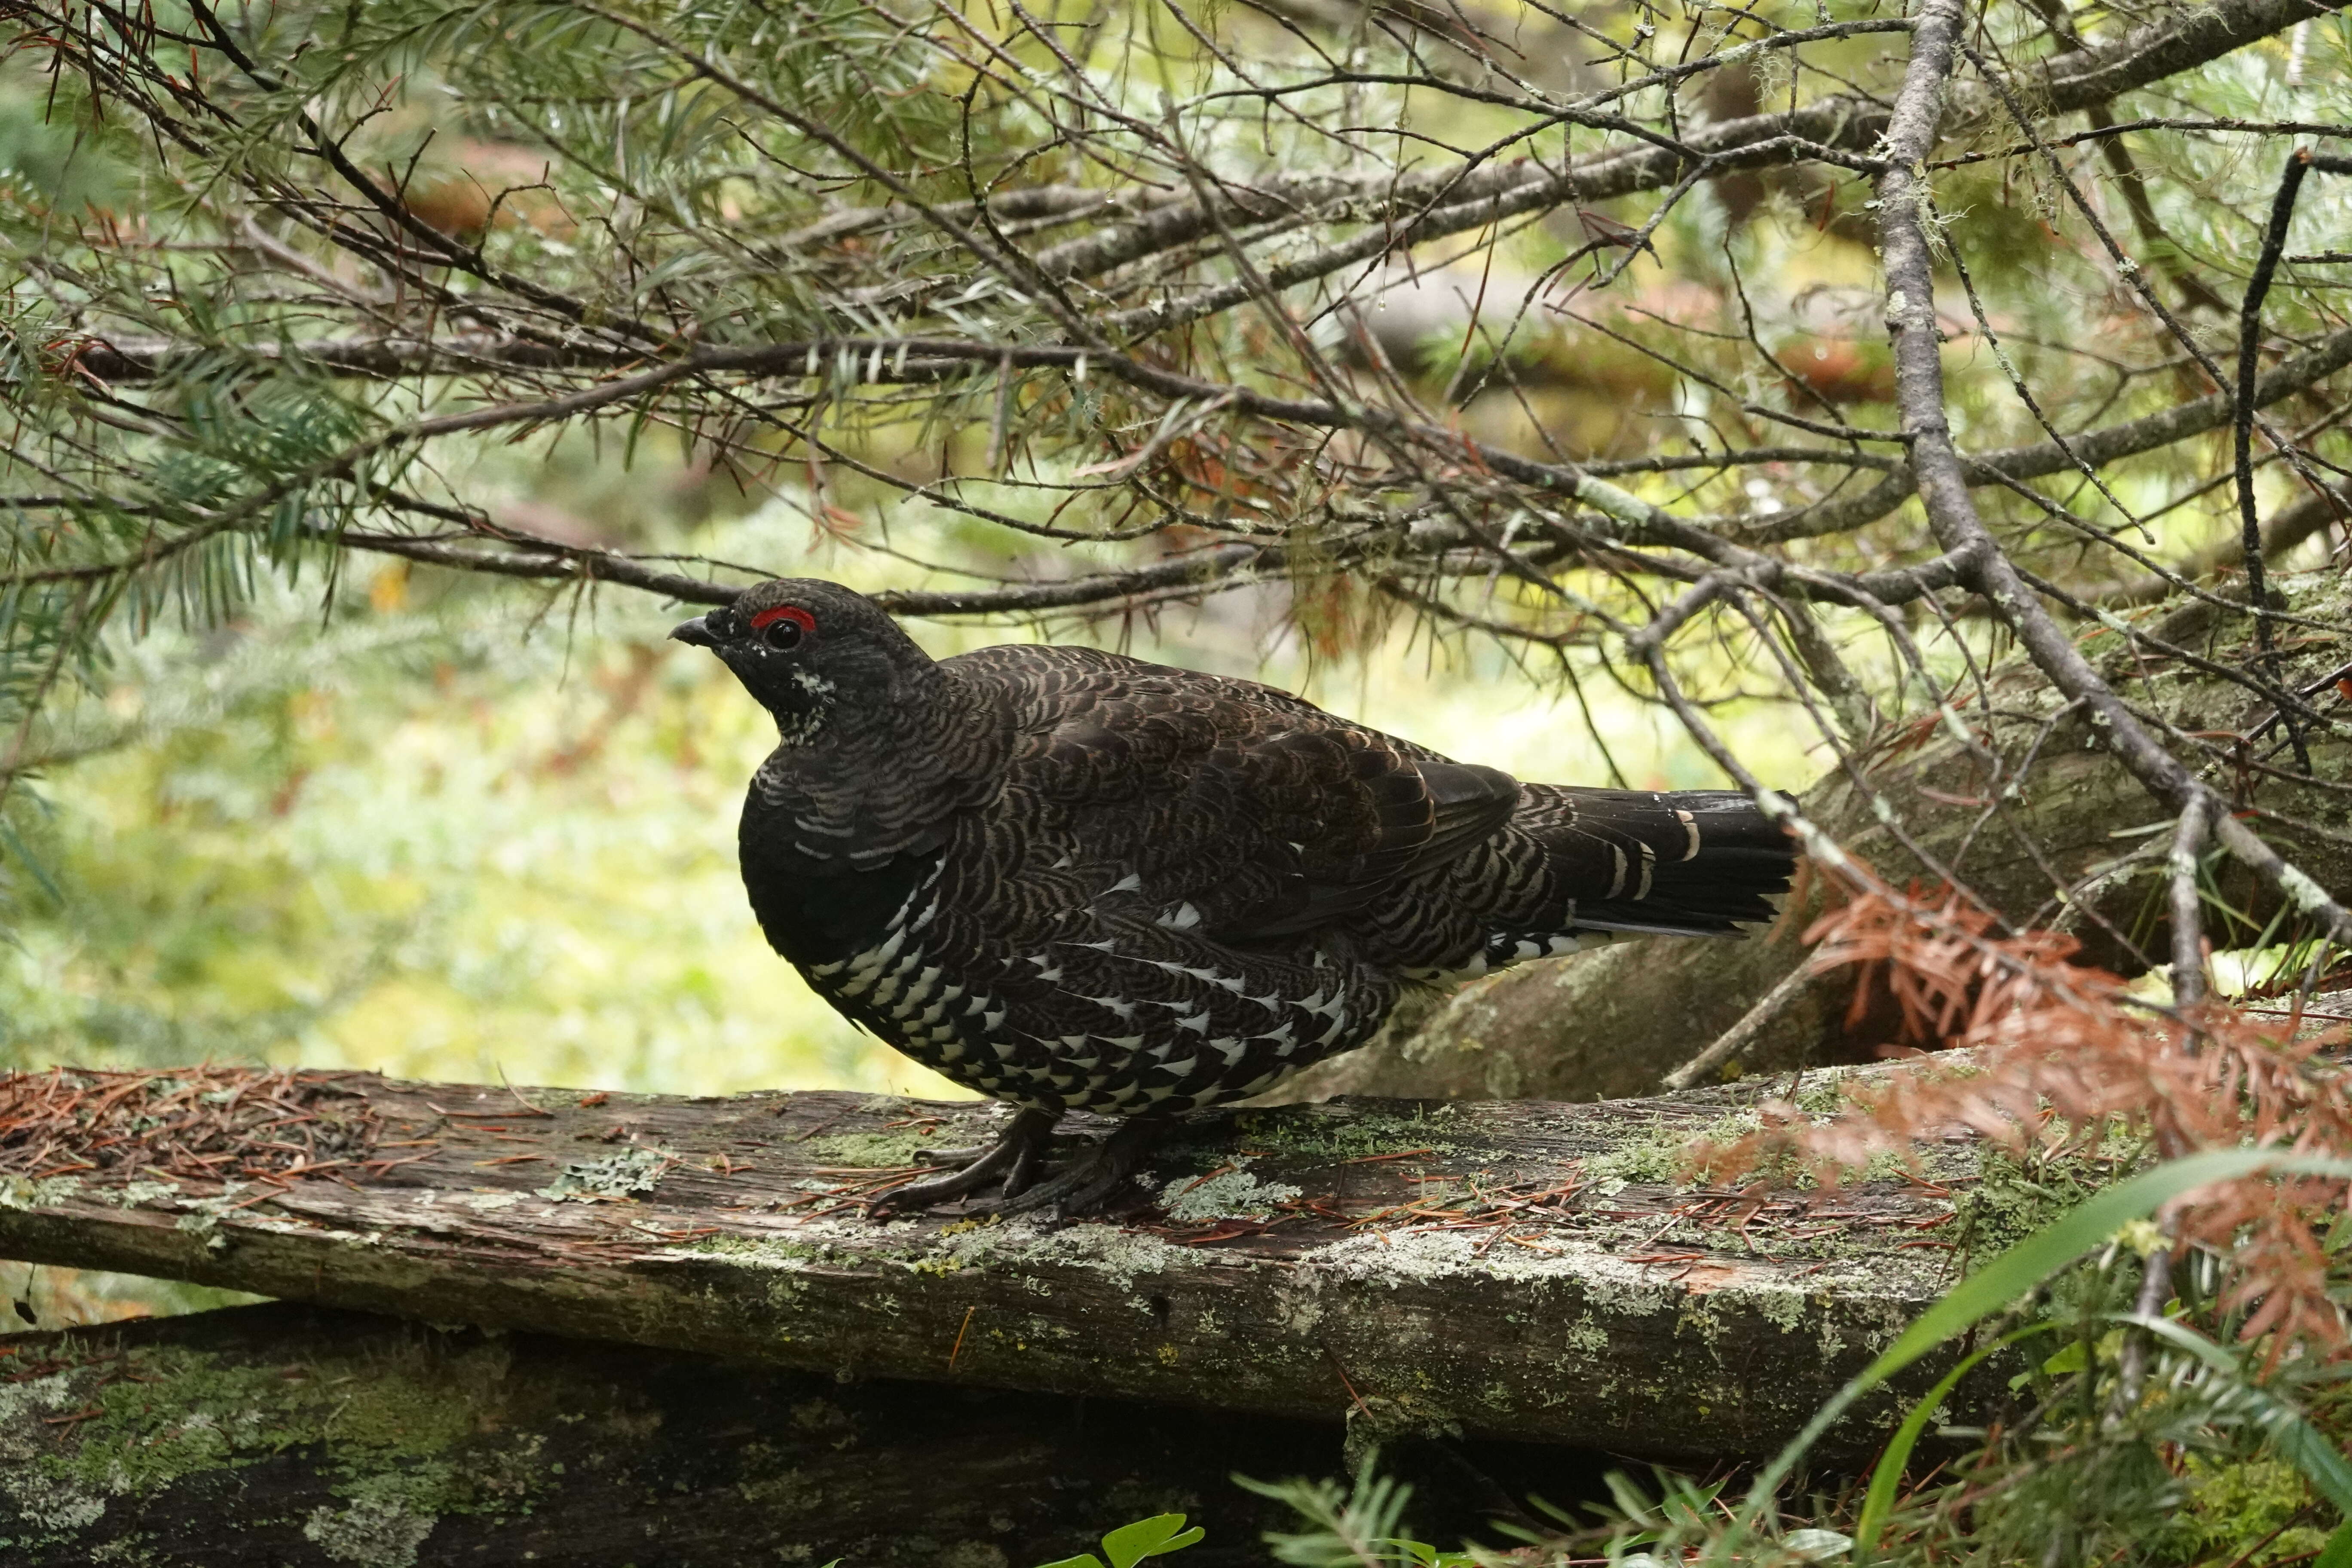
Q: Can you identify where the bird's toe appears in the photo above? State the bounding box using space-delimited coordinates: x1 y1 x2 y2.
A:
865 1106 1060 1216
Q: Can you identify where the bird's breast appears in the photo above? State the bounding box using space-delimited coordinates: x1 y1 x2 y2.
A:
736 794 942 969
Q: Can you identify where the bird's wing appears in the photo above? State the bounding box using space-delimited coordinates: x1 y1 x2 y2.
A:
958 647 1518 943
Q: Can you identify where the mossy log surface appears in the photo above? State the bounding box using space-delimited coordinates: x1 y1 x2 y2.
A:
0 1065 2000 1460
0 1300 1323 1567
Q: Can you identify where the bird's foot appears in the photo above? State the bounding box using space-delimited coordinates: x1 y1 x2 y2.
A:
910 1133 1046 1191
868 1107 1059 1215
994 1118 1168 1220
867 1110 1167 1219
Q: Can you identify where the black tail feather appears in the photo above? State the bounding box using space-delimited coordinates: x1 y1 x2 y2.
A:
1528 787 1795 937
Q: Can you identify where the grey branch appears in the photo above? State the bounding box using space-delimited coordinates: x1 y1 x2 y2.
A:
1868 0 2352 950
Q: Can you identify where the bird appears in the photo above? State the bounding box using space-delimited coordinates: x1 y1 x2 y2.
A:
673 578 1794 1216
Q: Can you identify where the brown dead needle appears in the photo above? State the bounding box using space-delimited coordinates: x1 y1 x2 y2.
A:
0 1066 383 1192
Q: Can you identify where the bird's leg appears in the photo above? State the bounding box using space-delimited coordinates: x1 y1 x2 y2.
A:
994 1118 1169 1219
869 1107 1060 1214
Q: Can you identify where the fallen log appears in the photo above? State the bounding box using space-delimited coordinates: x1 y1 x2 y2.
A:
0 1063 2004 1460
0 1300 1330 1567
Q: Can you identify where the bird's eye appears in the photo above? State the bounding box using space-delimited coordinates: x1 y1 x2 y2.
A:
749 604 816 650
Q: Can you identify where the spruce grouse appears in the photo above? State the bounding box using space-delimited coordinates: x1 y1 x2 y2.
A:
674 579 1793 1214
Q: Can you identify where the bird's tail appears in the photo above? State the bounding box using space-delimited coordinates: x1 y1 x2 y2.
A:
1527 786 1795 938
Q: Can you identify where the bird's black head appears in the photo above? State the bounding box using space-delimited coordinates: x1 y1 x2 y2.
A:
671 578 934 743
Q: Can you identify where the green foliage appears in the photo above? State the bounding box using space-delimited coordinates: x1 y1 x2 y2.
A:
1854 1324 2057 1553
1237 1469 1478 1567
1580 1469 1740 1567
1755 1152 2343 1517
0 68 123 209
1034 1511 1206 1568
1729 1153 2352 1565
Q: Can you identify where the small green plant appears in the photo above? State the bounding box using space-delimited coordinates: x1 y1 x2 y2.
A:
1034 1511 1205 1568
1237 1469 1479 1567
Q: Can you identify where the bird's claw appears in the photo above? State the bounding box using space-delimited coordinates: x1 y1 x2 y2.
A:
912 1142 992 1167
867 1106 1057 1216
993 1120 1165 1219
867 1111 1165 1220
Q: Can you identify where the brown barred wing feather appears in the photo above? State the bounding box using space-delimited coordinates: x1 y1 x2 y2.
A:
965 649 1516 944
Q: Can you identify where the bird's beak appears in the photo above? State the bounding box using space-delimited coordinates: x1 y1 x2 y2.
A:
670 615 720 648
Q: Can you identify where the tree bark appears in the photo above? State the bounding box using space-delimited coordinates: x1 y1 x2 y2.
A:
0 1299 1325 1567
1 1064 2002 1462
1277 569 2352 1104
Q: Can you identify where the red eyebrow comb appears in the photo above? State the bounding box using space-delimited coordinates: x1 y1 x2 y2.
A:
750 605 816 633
